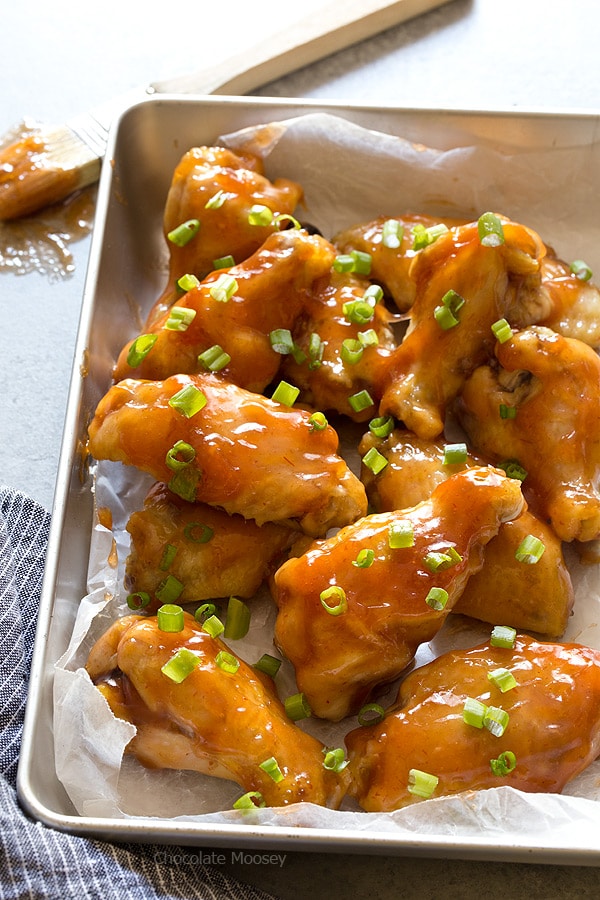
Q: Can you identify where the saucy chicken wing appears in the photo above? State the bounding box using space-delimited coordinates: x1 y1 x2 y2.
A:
378 218 546 440
114 229 336 392
538 252 600 347
87 373 367 536
125 482 296 611
457 325 600 542
272 467 525 721
86 613 348 808
346 634 600 811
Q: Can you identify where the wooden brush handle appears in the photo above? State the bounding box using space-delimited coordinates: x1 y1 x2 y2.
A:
150 0 454 95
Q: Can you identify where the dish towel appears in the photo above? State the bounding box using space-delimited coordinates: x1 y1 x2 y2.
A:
0 486 277 900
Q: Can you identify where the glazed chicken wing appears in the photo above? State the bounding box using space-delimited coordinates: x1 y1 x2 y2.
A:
537 252 600 347
125 482 296 611
272 467 525 721
378 218 546 440
345 634 600 811
114 229 336 392
146 145 303 325
86 613 348 808
87 373 367 536
457 325 600 542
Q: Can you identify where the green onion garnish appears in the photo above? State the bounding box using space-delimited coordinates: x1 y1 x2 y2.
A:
126 334 158 367
224 595 251 640
463 697 487 728
381 218 404 249
194 602 217 623
269 328 295 354
308 332 324 369
159 543 178 571
570 259 593 281
164 306 197 332
423 548 461 573
491 318 513 343
308 411 328 431
209 273 238 303
167 218 200 247
284 692 312 721
168 468 200 503
348 389 374 413
233 791 266 810
487 667 518 693
342 299 374 325
358 328 379 349
364 284 384 305
271 380 300 406
248 204 273 226
425 587 449 611
434 304 459 330
407 768 439 799
515 534 545 564
322 748 348 773
253 653 282 678
320 585 348 616
215 650 240 674
197 344 231 372
478 212 505 247
161 647 199 683
498 459 528 481
362 446 388 475
184 522 214 543
126 591 151 610
259 756 284 783
155 575 184 605
412 222 448 250
274 213 301 230
333 250 372 275
157 603 184 632
442 442 468 465
357 703 385 726
490 624 517 649
213 254 235 269
202 614 225 638
490 750 517 776
368 415 394 439
388 521 414 549
165 440 196 472
168 384 207 418
341 338 364 365
499 404 517 420
484 705 509 737
176 273 200 292
204 189 228 209
352 548 375 568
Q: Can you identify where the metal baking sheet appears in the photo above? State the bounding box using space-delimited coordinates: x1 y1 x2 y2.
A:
17 94 600 861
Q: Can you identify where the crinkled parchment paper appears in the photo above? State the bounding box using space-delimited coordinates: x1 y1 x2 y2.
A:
54 112 600 845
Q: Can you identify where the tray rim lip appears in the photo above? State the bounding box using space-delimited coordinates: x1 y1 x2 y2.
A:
16 92 600 859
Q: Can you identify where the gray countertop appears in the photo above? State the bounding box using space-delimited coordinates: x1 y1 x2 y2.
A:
2 0 600 896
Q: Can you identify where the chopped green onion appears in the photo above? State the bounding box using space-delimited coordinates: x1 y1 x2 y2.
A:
274 213 302 230
369 415 394 439
271 380 300 406
259 756 284 782
167 218 200 247
388 521 414 549
357 703 385 726
253 653 282 678
209 273 238 303
159 543 178 571
352 548 375 568
499 404 517 420
126 591 151 610
363 284 384 305
515 534 545 564
165 440 196 472
248 204 273 226
126 334 158 368
156 575 184 604
407 768 439 799
443 442 468 465
213 254 235 269
423 547 461 573
164 306 197 332
341 338 364 365
184 521 214 543
285 692 312 721
381 218 404 249
194 602 217 623
490 624 517 649
157 603 184 632
269 328 295 354
434 304 459 330
342 299 374 325
362 446 388 475
490 750 517 776
168 384 207 418
484 705 510 737
358 328 379 348
198 344 231 372
322 748 348 773
463 697 487 728
168 468 200 502
487 667 518 693
348 389 374 413
202 614 225 638
215 650 240 674
333 250 372 275
320 585 348 616
176 273 200 292
570 259 593 281
412 222 448 250
478 212 505 247
425 587 449 611
308 411 328 431
498 459 528 481
308 332 324 369
491 318 513 343
204 189 228 209
224 595 251 640
161 647 200 683
233 791 265 810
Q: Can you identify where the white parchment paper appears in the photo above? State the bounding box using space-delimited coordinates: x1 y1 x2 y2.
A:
54 113 600 845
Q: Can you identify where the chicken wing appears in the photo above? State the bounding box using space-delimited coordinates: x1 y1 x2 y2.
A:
86 613 348 809
114 228 336 392
345 634 600 811
272 467 525 721
378 218 546 440
537 252 600 347
456 325 600 542
87 373 367 536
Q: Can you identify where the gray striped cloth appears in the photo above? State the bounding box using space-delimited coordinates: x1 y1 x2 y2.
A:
0 487 277 900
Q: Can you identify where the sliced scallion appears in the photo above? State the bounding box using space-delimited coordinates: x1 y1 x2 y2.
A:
491 318 513 343
352 548 375 568
155 575 184 605
271 380 299 406
253 653 282 678
490 624 517 649
570 259 593 281
161 647 199 683
233 791 265 810
322 748 348 772
159 543 178 571
407 768 439 799
388 521 414 549
487 667 518 693
362 446 388 475
320 585 347 616
484 705 509 737
515 534 545 564
348 389 374 413
341 338 364 365
490 750 517 776
165 440 196 473
157 603 184 632
369 414 394 439
308 411 328 431
308 332 324 369
215 650 240 674
194 602 217 623
442 442 468 465
184 521 214 544
224 595 251 640
357 703 385 726
126 591 151 610
333 250 372 275
176 273 200 292
425 587 449 611
269 328 295 355
259 756 284 783
213 254 235 269
168 384 207 418
168 468 200 502
126 333 158 367
204 189 228 209
202 614 225 638
381 218 404 249
342 299 374 325
197 344 231 372
164 306 196 332
209 273 238 303
167 218 200 247
498 459 528 481
478 212 505 247
284 692 312 721
463 697 487 728
248 204 273 226
499 404 517 420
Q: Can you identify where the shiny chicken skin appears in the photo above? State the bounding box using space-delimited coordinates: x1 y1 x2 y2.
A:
537 252 600 347
114 229 336 392
345 634 600 811
145 145 303 325
87 373 367 536
125 482 296 611
272 467 525 721
86 613 348 808
378 218 546 440
359 429 573 637
457 325 600 542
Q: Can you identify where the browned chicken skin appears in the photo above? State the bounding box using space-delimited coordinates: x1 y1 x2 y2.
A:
272 467 525 721
86 613 348 808
346 634 600 811
87 372 367 536
457 325 600 542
